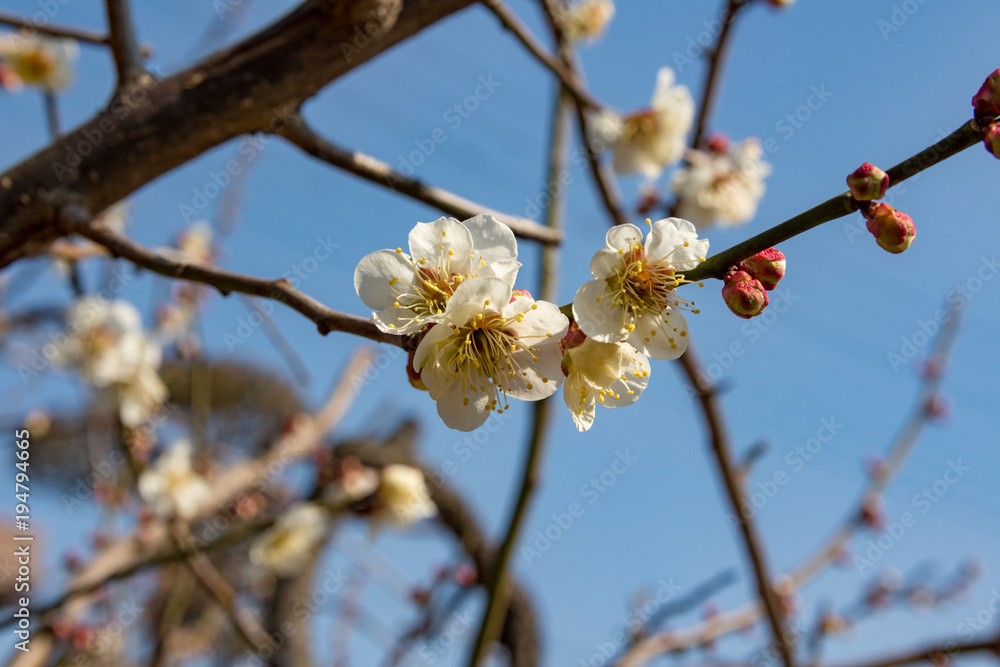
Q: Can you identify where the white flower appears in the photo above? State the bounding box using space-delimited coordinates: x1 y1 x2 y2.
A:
414 278 569 431
562 0 615 43
572 218 708 360
54 298 168 427
354 215 520 335
0 35 78 91
249 503 328 577
95 201 131 235
671 138 771 228
138 441 212 520
324 457 380 505
376 465 437 527
595 68 694 180
562 338 649 432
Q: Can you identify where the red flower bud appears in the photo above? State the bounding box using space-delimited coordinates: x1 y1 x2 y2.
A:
739 248 786 291
972 69 1000 118
865 203 915 254
984 123 1000 159
721 270 768 319
847 163 890 201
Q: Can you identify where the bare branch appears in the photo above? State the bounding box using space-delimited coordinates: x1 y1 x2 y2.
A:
278 115 562 245
480 0 602 111
64 210 411 349
104 0 145 85
825 635 1000 667
0 10 108 45
677 345 795 667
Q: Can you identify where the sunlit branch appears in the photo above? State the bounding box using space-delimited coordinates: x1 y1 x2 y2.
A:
684 120 984 282
278 114 562 246
62 208 411 349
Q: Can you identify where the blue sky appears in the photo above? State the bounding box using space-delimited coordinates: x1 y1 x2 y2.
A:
2 0 999 665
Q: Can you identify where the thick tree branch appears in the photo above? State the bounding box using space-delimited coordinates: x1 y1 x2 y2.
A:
104 0 145 85
278 115 562 245
480 0 602 111
64 211 412 349
683 120 984 282
677 345 795 667
0 0 477 269
0 11 108 45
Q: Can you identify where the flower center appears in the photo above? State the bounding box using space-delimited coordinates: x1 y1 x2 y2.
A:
17 50 56 82
444 309 542 414
621 109 660 143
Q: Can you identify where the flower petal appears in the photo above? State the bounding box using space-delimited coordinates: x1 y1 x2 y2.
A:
573 279 627 342
628 309 688 360
443 277 512 327
434 379 492 431
605 224 645 252
645 218 709 272
590 248 622 280
563 374 597 432
463 214 520 284
407 217 474 268
354 249 415 311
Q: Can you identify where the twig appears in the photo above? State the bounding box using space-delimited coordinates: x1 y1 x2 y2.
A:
104 0 144 85
677 344 795 667
0 10 108 45
62 209 411 349
479 0 601 110
691 0 752 150
683 120 984 282
465 82 570 667
277 115 562 246
825 635 1000 667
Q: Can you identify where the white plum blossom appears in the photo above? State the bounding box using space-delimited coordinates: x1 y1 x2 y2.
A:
158 222 214 266
562 0 615 44
572 218 708 361
592 68 695 180
249 503 328 577
355 215 520 336
0 34 78 91
376 465 437 527
413 278 569 431
138 440 212 520
53 298 168 427
562 335 649 432
671 138 771 228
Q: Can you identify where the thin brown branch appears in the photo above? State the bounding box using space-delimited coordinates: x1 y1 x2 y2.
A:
104 0 144 85
480 0 602 110
0 10 108 45
691 0 751 150
825 635 1000 667
278 115 562 245
684 120 984 282
677 344 795 667
62 208 411 349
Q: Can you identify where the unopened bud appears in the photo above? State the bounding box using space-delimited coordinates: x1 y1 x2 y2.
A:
972 69 1000 118
707 133 730 154
865 203 915 254
983 123 1000 159
847 162 890 201
738 248 785 291
721 270 768 319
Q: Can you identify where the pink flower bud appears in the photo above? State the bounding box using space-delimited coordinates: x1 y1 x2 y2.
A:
847 162 890 201
972 69 1000 118
721 270 769 319
454 563 478 587
738 248 786 291
560 322 588 376
984 123 1000 159
865 203 915 254
509 289 533 303
707 133 730 154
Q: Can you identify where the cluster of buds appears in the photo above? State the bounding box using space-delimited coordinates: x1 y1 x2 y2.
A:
972 69 1000 119
721 248 786 319
846 163 916 254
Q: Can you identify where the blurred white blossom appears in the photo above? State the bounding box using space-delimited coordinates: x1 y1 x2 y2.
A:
671 138 771 228
138 440 211 520
0 34 78 91
562 0 615 43
249 503 328 577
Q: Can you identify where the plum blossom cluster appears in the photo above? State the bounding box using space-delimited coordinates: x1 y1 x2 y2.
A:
355 215 568 431
721 248 786 319
846 162 916 254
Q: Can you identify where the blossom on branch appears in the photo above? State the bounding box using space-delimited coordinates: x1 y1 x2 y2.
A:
138 440 211 520
249 503 328 577
572 218 707 360
561 0 615 44
560 324 649 432
355 215 520 335
0 34 78 91
592 67 694 180
375 465 437 527
413 277 568 431
671 137 771 228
